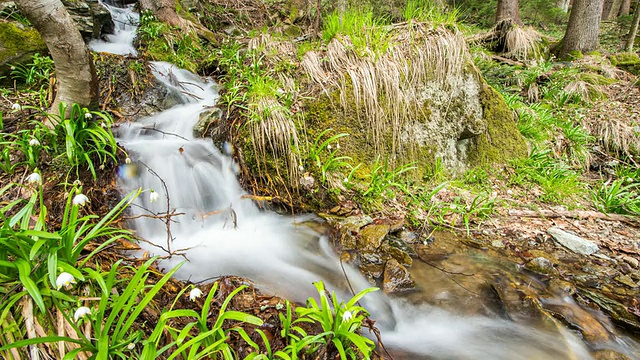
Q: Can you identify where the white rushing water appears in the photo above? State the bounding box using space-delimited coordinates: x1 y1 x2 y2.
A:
99 4 611 359
89 0 139 56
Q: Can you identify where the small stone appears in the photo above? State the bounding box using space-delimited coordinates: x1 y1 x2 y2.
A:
357 224 390 251
615 275 638 288
525 257 558 275
382 259 414 293
621 256 639 268
397 230 418 244
548 227 598 255
491 240 505 248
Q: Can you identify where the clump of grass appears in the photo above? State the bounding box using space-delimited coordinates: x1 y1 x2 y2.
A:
471 19 544 61
303 23 468 162
403 0 460 27
510 148 584 203
593 179 640 215
322 8 391 57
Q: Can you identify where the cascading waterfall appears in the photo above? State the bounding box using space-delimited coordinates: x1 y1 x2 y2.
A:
116 64 595 359
89 0 139 56
94 3 627 359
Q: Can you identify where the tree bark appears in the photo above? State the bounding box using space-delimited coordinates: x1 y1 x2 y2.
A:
602 0 623 19
496 0 523 25
560 0 604 58
14 0 99 114
619 0 632 16
625 1 640 51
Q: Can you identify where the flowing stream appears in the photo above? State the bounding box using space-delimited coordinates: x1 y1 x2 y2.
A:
96 2 634 359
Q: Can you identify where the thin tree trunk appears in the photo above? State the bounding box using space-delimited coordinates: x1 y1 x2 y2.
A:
603 0 623 19
560 0 604 58
619 0 632 16
496 0 523 25
314 0 321 38
625 1 640 51
15 0 99 115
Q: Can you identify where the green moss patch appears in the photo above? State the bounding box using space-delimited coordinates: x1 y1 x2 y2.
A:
467 83 528 166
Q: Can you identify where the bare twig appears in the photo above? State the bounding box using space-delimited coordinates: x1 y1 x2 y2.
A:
140 126 189 141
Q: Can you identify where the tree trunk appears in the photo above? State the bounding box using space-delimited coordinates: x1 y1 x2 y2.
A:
619 0 632 16
603 0 623 19
14 0 99 115
560 0 604 58
625 1 640 51
496 0 523 25
556 0 571 12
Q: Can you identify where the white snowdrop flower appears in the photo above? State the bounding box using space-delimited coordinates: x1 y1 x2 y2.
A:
126 343 135 350
11 103 21 111
125 157 132 164
327 144 332 150
100 122 107 128
149 190 160 203
298 164 304 171
56 272 76 290
26 172 42 184
72 193 89 206
29 138 40 146
336 142 340 149
343 178 349 183
342 310 352 322
189 287 203 301
84 112 92 119
73 307 91 321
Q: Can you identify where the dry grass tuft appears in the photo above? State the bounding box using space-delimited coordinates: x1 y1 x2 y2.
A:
248 96 301 184
470 19 544 62
583 116 640 157
303 24 469 160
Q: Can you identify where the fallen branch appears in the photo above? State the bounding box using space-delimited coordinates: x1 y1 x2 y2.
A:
507 209 639 226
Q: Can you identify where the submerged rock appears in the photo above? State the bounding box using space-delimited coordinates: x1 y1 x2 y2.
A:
548 227 599 255
382 259 414 293
525 256 558 276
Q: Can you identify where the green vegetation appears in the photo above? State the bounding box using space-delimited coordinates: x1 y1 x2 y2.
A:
137 11 212 73
10 53 53 87
1 103 120 180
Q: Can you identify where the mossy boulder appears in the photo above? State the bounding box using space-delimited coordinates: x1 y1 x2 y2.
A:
609 52 640 75
233 26 527 205
303 47 526 177
0 20 47 82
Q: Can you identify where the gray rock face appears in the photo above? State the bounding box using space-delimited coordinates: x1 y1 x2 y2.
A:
548 227 599 255
194 107 222 138
62 0 114 42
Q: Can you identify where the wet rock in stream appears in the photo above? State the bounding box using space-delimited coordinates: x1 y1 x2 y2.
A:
383 258 414 293
357 223 390 251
